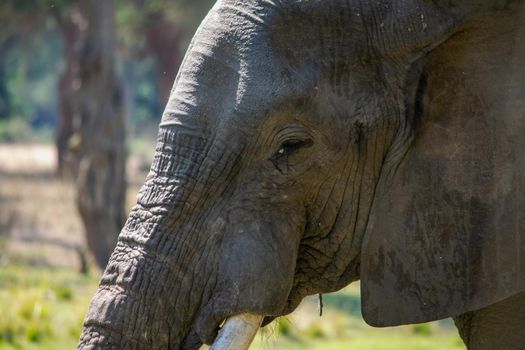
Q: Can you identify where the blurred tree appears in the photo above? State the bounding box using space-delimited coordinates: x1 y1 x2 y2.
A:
0 0 75 155
0 0 65 147
74 0 126 268
0 39 14 120
118 0 215 109
144 12 184 106
52 2 85 175
0 1 39 121
53 0 215 173
0 3 20 122
0 0 215 268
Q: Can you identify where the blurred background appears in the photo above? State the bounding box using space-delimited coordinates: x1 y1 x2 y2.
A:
0 1 463 349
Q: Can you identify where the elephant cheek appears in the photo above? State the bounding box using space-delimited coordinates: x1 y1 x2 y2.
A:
187 232 297 346
220 226 300 316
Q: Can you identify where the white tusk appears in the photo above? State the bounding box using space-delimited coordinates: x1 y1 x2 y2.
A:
210 313 263 350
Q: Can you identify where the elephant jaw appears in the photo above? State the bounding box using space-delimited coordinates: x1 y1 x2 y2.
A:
210 314 263 350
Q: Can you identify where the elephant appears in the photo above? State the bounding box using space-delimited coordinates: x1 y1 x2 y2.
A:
77 0 525 349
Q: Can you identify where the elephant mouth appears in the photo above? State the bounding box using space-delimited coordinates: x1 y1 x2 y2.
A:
181 313 263 350
189 310 262 347
180 314 260 350
181 290 302 349
186 290 304 349
262 293 305 326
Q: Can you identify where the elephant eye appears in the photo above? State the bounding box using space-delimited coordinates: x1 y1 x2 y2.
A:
270 138 313 173
275 139 313 158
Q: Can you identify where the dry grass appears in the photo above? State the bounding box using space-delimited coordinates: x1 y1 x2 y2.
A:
0 144 146 270
0 144 83 268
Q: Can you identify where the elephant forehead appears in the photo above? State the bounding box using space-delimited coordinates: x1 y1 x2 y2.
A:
163 1 298 123
162 0 363 133
160 24 317 129
269 1 360 56
160 48 299 130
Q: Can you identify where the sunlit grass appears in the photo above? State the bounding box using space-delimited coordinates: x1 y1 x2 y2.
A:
252 288 463 350
0 262 98 350
0 261 465 350
253 332 465 350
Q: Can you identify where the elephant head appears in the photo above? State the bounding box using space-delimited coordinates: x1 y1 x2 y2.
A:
78 0 525 349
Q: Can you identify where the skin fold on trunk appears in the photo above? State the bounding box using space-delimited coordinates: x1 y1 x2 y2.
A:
210 314 263 350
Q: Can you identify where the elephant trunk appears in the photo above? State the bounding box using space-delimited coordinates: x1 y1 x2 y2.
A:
78 2 294 347
78 125 222 349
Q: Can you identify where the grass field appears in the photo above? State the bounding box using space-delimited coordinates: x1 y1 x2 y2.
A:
0 263 97 350
0 143 465 349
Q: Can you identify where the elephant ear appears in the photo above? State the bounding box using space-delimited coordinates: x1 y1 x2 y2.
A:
360 6 525 327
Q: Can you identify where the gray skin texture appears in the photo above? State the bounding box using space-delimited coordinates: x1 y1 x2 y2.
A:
78 0 525 349
454 292 525 350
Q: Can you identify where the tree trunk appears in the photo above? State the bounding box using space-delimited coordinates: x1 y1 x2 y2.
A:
0 37 14 120
145 14 184 107
56 13 81 176
74 0 126 269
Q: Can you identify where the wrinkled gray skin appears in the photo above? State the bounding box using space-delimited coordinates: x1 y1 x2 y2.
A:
78 0 525 349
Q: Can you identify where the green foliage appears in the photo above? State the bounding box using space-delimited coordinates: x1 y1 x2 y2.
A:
322 290 362 317
53 286 74 301
0 118 53 143
24 317 53 343
0 326 15 344
277 318 291 336
413 323 433 336
306 324 326 339
122 58 162 129
0 0 217 142
0 118 33 142
0 20 62 134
